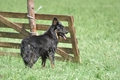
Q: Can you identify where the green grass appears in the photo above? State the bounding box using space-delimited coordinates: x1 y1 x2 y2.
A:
0 0 120 80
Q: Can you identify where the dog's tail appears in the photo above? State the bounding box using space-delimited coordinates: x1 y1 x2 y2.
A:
20 41 38 68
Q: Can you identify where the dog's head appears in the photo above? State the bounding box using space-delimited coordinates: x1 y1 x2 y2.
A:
52 18 68 40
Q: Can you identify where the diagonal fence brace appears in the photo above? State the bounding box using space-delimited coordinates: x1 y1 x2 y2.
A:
0 15 30 37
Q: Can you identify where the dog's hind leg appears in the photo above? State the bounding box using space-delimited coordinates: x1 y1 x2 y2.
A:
29 53 39 68
49 52 55 68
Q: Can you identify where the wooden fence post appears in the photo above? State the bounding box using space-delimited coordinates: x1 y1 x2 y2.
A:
68 16 81 63
27 0 37 35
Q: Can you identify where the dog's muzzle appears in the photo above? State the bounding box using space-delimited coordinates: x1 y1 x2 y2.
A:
57 31 68 40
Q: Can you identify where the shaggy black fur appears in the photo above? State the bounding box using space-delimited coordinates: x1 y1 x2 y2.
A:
20 18 68 68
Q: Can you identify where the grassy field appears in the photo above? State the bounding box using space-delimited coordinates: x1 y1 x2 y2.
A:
0 0 120 80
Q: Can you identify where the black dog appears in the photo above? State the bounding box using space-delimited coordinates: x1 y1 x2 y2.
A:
20 18 68 68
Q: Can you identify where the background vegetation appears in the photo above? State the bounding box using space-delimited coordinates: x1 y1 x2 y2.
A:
0 0 120 80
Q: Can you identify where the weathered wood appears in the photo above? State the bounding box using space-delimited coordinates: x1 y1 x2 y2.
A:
0 32 72 43
55 56 65 61
0 23 70 32
19 23 50 31
27 0 36 35
0 11 70 21
0 15 30 37
0 42 73 54
0 22 71 43
56 48 74 61
55 56 75 62
17 23 70 32
0 12 27 19
58 47 73 54
0 42 20 48
0 32 24 39
0 51 20 57
68 16 80 62
35 13 69 21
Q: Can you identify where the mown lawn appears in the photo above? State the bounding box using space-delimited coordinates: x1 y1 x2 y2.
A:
0 0 120 80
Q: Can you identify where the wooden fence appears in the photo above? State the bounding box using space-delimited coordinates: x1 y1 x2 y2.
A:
0 11 80 62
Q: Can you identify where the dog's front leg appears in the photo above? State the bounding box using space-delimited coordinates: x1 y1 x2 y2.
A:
49 53 55 68
41 56 47 68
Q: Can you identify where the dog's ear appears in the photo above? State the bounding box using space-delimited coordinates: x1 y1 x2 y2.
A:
52 18 59 25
